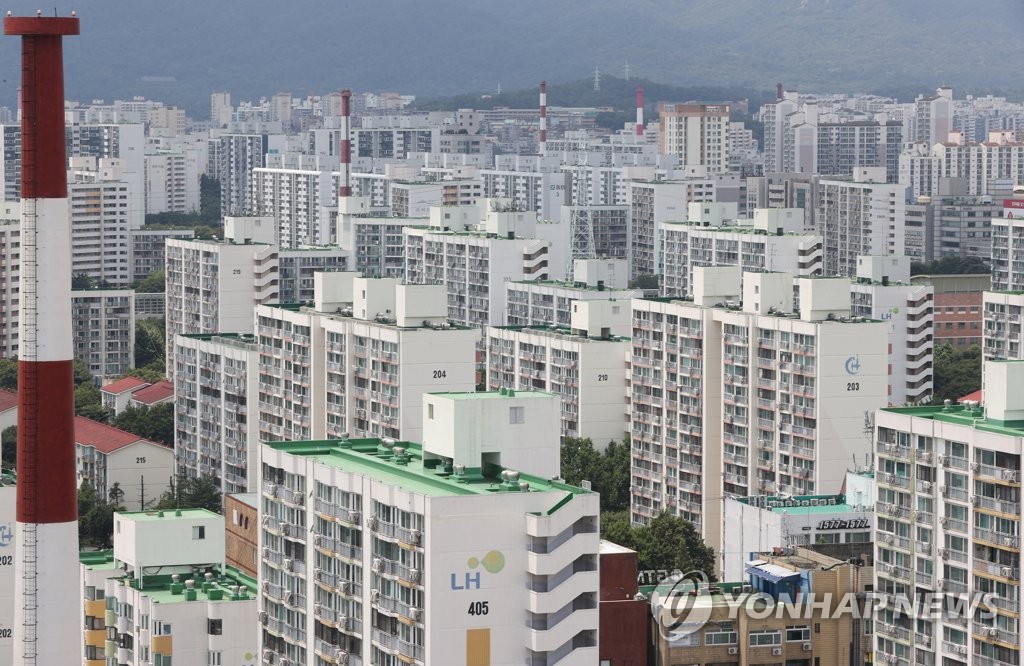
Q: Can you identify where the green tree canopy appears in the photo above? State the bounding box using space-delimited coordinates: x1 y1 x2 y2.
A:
113 403 174 447
78 481 123 548
134 318 166 370
134 271 165 294
629 274 660 290
911 256 991 275
0 357 17 391
155 475 223 514
931 344 982 404
1 425 15 471
560 436 630 512
600 510 716 577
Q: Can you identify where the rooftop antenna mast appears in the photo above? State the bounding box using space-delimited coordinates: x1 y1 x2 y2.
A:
567 133 596 275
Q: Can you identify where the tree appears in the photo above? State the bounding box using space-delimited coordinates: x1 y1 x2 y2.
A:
931 343 982 404
0 357 17 391
72 273 113 290
630 274 660 290
599 510 635 550
560 436 631 512
113 403 174 447
155 475 223 513
1 425 15 470
134 318 166 369
75 383 108 422
634 511 716 576
108 481 125 506
73 358 94 387
134 271 165 294
78 481 122 548
911 256 990 275
126 366 166 384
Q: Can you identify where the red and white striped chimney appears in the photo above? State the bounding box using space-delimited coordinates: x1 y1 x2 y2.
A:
339 89 352 198
5 13 80 665
636 87 644 137
539 80 547 156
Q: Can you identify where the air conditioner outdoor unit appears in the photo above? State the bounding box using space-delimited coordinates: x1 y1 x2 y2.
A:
802 643 812 651
970 495 980 505
727 647 738 655
412 608 423 622
987 627 998 637
340 582 353 595
772 648 783 656
258 611 268 625
284 558 294 571
263 650 276 665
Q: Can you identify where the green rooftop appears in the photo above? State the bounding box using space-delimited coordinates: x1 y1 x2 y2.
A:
119 508 221 522
881 403 1024 438
737 494 864 515
265 436 590 501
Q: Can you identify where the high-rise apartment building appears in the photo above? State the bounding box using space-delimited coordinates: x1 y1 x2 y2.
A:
68 158 140 286
257 390 600 665
0 124 19 201
629 177 716 279
129 228 195 283
505 258 636 331
629 268 888 563
164 238 279 375
144 149 201 215
72 288 135 379
873 360 1024 666
658 103 731 173
660 206 823 297
80 510 258 666
815 168 907 276
173 333 260 494
208 133 266 215
255 274 477 445
487 299 631 444
403 200 561 330
850 256 934 405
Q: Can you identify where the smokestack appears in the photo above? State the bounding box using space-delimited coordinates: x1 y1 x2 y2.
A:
776 82 784 101
5 11 80 666
539 80 547 156
339 89 352 198
636 87 644 137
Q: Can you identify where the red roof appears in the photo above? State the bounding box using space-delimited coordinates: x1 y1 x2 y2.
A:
74 416 147 454
130 380 173 405
0 389 17 412
101 376 150 396
959 390 983 404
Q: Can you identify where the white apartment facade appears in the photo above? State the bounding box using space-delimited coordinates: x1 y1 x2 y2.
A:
256 274 478 445
404 201 560 330
258 391 599 665
164 238 278 377
80 510 258 666
815 168 907 277
75 416 174 511
872 360 1024 666
129 228 194 283
251 166 336 247
629 268 889 562
658 103 731 173
487 300 631 445
68 158 138 286
629 177 715 279
173 333 260 495
660 207 823 297
145 149 201 215
850 256 934 405
72 288 135 379
506 258 636 332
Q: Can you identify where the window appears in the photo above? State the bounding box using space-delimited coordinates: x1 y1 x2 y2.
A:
207 618 222 635
427 404 434 420
749 630 781 646
208 651 222 666
509 406 525 424
192 526 206 540
705 629 738 645
786 625 811 642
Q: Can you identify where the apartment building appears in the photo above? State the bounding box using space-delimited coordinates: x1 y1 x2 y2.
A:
629 268 888 564
225 493 259 577
487 299 631 444
0 204 19 356
80 510 258 666
208 133 267 215
913 273 989 351
404 200 561 330
130 228 195 283
652 547 872 666
0 473 13 664
815 168 907 277
658 103 731 173
173 333 260 495
982 291 1024 362
164 237 278 377
72 288 135 379
873 360 1024 666
850 256 935 405
337 196 422 279
278 247 348 303
506 258 637 332
481 167 568 219
255 274 477 445
660 206 823 297
0 124 19 201
629 177 715 279
66 123 146 223
68 157 139 286
558 204 629 260
100 376 152 415
75 416 174 511
145 149 201 215
251 165 335 247
257 390 600 665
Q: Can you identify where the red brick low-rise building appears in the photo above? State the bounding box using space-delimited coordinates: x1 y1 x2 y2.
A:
599 540 648 666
